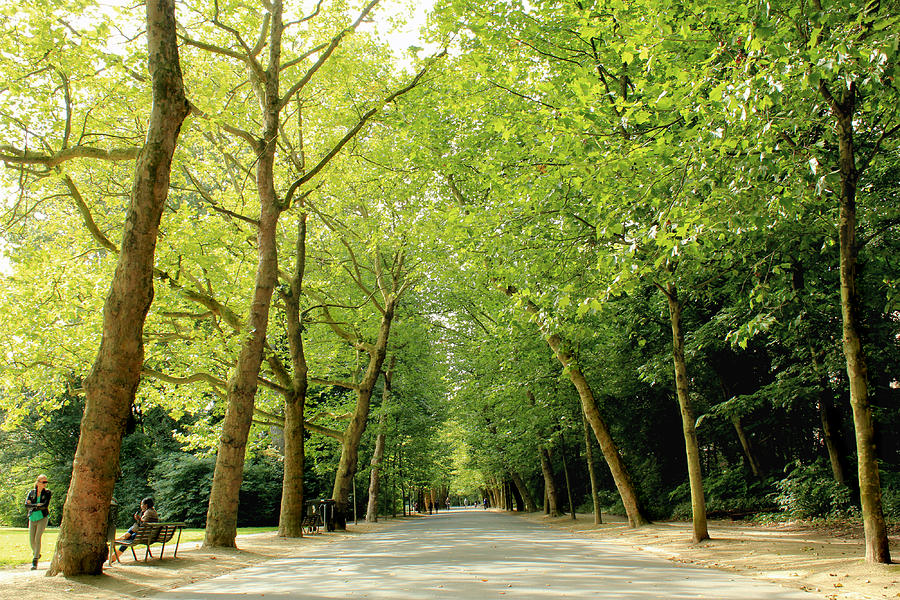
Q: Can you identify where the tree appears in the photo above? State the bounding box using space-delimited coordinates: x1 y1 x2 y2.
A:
40 0 188 575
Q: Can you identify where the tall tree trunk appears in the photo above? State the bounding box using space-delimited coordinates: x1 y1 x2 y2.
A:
205 1 284 548
391 451 398 518
399 449 406 516
507 289 649 526
509 469 537 512
818 396 846 485
544 341 646 525
488 483 500 509
508 478 524 511
367 357 395 522
559 442 576 520
823 79 891 563
47 0 189 576
539 446 560 517
331 299 396 529
809 350 847 485
582 412 602 525
663 283 709 543
278 213 309 537
366 424 387 523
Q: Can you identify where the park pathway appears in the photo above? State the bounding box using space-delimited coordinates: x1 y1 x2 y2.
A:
156 509 822 600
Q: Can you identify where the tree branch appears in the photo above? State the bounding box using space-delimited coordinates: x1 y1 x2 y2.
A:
60 173 118 254
141 367 227 395
278 0 380 110
281 49 446 206
0 145 140 169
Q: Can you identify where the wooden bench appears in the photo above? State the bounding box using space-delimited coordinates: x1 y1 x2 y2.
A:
113 522 186 562
302 512 322 534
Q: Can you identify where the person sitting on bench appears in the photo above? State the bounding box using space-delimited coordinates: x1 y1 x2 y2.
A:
111 497 158 563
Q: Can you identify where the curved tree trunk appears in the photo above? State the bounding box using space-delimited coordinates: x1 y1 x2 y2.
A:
807 331 847 483
546 338 648 526
509 469 537 512
717 376 762 479
539 446 560 517
818 396 846 485
506 288 649 527
731 415 762 479
664 283 709 543
47 0 189 576
825 79 891 563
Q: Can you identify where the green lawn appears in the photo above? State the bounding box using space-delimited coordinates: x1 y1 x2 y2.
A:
0 526 277 567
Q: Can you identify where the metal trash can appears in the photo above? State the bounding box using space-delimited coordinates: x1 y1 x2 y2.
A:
319 499 336 532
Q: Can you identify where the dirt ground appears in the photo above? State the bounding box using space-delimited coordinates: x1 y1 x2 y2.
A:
0 521 386 600
0 513 897 599
526 512 900 600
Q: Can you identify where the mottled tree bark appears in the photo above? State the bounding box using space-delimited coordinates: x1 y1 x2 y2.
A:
47 0 188 576
278 214 309 537
331 299 396 529
366 357 394 523
205 1 284 548
542 334 647 525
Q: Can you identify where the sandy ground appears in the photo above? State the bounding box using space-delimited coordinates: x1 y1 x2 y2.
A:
525 512 900 600
0 521 387 600
0 512 897 599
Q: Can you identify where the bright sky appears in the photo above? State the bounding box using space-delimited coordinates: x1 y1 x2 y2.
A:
368 0 434 58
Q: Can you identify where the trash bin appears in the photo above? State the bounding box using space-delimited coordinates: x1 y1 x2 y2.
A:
319 499 336 532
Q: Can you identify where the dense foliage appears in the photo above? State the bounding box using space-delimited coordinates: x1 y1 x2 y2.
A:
0 0 897 566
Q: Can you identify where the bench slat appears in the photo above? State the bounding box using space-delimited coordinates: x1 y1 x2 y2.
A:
112 522 186 564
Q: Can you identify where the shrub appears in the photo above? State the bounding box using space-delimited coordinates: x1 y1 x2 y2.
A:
667 465 776 520
879 470 900 521
151 452 284 527
773 460 854 518
151 453 215 527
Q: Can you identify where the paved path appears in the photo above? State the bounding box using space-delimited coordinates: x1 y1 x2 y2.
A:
156 510 820 599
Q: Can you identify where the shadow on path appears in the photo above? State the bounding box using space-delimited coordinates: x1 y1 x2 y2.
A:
156 510 822 599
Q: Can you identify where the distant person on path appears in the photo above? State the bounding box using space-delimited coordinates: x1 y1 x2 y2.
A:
24 474 51 570
482 497 488 509
446 497 451 510
111 497 158 563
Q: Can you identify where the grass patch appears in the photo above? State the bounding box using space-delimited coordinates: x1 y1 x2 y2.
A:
0 526 277 567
